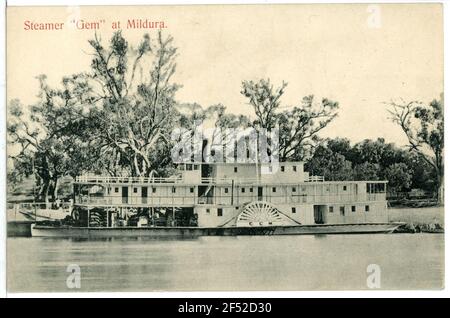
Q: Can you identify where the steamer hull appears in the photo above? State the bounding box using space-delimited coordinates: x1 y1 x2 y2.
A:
31 222 403 238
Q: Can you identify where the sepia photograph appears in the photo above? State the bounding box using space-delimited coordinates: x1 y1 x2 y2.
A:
4 2 445 293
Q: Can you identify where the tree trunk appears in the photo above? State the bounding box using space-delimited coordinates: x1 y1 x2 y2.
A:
51 177 59 202
436 172 444 205
38 178 50 204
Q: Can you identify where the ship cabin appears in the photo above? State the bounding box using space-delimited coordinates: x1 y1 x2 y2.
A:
73 161 388 228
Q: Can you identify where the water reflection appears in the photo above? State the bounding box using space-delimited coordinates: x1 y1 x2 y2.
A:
7 234 444 292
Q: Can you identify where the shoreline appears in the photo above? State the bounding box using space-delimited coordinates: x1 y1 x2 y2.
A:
388 206 444 234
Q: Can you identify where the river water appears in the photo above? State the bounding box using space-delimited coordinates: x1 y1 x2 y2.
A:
7 233 444 292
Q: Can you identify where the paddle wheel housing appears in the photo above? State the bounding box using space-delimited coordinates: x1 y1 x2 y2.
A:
236 201 287 227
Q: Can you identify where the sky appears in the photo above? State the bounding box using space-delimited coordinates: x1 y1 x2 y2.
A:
6 4 444 147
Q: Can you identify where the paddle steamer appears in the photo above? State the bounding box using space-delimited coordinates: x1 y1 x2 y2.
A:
31 161 401 237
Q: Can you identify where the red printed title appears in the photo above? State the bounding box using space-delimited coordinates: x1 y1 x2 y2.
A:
23 19 167 31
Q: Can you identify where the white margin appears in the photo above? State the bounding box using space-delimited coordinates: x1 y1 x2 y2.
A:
1 0 8 300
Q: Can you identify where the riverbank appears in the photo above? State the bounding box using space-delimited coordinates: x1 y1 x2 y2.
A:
388 206 444 233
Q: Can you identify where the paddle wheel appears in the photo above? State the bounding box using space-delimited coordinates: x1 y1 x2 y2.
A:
236 201 285 227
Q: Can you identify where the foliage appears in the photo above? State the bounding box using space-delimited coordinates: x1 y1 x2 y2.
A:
241 79 339 161
7 75 98 202
384 163 412 193
305 145 353 181
305 137 436 194
388 95 444 202
88 31 180 177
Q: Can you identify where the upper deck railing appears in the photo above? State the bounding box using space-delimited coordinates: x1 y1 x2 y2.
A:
75 175 184 184
307 176 324 182
75 175 326 184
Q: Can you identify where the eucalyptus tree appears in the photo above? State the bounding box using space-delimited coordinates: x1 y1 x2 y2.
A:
87 31 180 177
7 74 98 202
7 30 182 204
241 79 339 161
388 95 444 203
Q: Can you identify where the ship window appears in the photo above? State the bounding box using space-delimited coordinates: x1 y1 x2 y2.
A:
329 206 334 213
272 187 276 193
292 187 296 192
281 166 285 172
206 208 210 214
351 206 356 212
241 188 245 193
114 187 119 193
292 207 296 214
343 186 347 191
367 183 385 193
186 164 192 171
172 187 176 193
340 206 345 216
218 208 223 217
133 187 138 193
249 188 253 193
193 164 199 170
365 205 370 212
152 187 156 193
235 206 239 210
234 167 238 173
190 187 194 193
293 166 297 172
224 188 229 194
